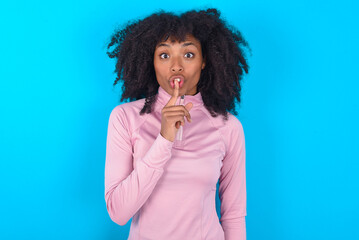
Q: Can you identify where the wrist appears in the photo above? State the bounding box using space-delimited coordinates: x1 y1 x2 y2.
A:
160 131 174 142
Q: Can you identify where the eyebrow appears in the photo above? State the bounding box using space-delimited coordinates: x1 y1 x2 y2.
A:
156 42 196 48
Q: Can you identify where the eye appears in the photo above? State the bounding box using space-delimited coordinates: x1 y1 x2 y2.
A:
160 53 169 59
184 52 194 58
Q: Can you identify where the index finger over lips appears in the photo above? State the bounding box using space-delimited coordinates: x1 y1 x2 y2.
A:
165 78 180 107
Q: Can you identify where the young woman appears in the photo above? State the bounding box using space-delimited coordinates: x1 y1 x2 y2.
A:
105 8 250 240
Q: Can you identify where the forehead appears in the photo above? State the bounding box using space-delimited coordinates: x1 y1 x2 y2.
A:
156 34 201 47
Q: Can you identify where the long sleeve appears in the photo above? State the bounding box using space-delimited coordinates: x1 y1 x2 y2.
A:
219 118 247 240
104 106 174 226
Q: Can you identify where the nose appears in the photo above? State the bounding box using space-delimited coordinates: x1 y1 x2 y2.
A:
171 56 183 73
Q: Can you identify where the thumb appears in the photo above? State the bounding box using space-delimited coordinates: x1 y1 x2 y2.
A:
185 102 193 111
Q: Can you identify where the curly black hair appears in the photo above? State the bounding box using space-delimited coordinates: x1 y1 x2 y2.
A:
106 8 250 121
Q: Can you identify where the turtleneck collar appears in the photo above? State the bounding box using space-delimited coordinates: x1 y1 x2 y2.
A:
155 86 204 109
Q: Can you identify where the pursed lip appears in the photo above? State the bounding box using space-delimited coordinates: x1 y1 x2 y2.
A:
169 75 185 88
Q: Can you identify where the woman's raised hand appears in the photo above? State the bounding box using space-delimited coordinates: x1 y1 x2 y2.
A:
160 80 193 142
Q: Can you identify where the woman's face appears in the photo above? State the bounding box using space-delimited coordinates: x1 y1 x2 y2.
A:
154 34 205 96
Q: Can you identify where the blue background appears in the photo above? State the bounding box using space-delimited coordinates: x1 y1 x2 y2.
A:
1 0 358 239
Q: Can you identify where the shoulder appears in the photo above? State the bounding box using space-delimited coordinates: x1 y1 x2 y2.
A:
221 113 244 141
205 111 245 153
224 113 244 135
203 110 244 136
110 98 146 116
108 98 147 133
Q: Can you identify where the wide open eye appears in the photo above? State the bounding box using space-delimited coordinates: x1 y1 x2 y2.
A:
160 53 169 59
184 52 194 58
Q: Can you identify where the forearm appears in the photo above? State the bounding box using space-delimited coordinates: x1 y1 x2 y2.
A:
222 216 246 240
105 133 173 225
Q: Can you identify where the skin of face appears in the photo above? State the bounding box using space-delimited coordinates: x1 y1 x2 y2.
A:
153 34 206 96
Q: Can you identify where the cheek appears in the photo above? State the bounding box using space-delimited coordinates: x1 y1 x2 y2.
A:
153 60 159 71
188 63 204 75
154 63 165 77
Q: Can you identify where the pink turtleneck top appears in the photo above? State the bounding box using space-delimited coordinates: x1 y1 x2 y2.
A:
105 86 247 240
